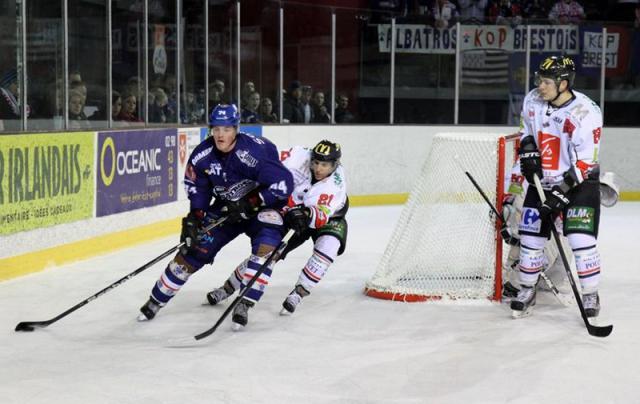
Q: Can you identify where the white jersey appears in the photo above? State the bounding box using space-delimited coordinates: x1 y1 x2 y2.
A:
281 145 348 229
520 89 602 188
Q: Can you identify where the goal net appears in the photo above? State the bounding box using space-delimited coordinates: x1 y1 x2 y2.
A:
365 133 519 302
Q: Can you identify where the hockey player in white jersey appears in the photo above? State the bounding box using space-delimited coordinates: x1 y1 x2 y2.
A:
511 55 605 318
206 139 348 315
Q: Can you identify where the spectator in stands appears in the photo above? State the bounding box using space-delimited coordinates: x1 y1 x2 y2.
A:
548 0 586 24
259 97 278 123
282 80 305 123
430 0 460 29
69 70 82 85
68 89 90 129
522 0 551 20
70 81 87 104
335 94 355 123
487 0 523 25
301 85 313 123
311 91 331 123
0 68 21 131
241 91 261 123
241 81 256 106
117 93 142 122
212 78 226 103
458 0 488 23
149 87 174 123
111 90 122 121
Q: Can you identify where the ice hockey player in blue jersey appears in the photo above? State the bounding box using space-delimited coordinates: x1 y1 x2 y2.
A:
137 104 293 327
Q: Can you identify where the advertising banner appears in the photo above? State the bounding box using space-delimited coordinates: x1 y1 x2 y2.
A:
581 26 630 77
379 24 580 54
0 132 94 235
96 129 177 217
177 127 202 201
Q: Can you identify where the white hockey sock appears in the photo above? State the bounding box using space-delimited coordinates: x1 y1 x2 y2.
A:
296 235 339 293
568 234 600 294
518 245 545 287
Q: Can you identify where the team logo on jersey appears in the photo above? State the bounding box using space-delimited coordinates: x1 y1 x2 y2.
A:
236 149 258 167
538 131 560 170
520 208 542 233
206 162 222 176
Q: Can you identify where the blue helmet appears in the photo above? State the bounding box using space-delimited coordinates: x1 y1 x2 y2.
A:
209 104 240 127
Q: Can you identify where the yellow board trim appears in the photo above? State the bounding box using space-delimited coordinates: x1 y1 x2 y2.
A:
2 191 639 282
0 218 181 282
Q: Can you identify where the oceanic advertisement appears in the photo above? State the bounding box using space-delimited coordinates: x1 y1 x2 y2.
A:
0 132 94 235
96 129 177 217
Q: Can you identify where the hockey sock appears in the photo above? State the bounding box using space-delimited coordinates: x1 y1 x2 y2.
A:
568 233 601 294
151 259 192 305
239 254 274 303
226 258 248 292
296 235 339 293
518 245 545 287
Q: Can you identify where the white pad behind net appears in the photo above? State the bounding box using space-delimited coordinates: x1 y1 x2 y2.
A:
366 133 515 301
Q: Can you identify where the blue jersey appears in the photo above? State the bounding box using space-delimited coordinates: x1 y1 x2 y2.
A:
184 132 293 213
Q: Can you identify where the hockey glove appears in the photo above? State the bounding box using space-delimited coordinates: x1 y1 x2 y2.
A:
222 193 261 223
180 210 204 254
539 186 570 218
285 206 311 234
519 136 543 184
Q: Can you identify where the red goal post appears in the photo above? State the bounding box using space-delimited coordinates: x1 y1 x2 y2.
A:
365 132 520 302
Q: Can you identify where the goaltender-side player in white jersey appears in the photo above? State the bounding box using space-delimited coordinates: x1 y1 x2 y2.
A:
511 55 605 318
205 139 348 315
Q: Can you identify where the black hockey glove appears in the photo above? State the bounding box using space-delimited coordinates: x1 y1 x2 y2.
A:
539 186 570 218
180 210 204 254
519 136 543 184
285 206 311 234
222 193 261 223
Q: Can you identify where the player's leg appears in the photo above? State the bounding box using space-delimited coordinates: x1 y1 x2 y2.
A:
138 217 241 321
282 217 348 314
564 180 602 317
511 188 553 317
231 209 286 327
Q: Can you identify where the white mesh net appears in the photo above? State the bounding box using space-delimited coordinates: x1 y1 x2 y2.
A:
366 133 517 301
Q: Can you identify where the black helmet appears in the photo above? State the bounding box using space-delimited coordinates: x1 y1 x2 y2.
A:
312 140 341 163
535 55 576 87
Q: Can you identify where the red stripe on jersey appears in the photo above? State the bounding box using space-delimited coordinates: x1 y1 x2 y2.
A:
576 160 596 179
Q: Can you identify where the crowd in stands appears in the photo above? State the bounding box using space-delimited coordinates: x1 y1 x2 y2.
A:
370 0 640 25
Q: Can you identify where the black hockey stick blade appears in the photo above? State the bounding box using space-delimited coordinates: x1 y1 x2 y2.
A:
14 217 228 333
177 229 296 344
588 323 613 338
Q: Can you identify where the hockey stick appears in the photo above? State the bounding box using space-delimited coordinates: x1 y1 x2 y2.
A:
171 229 296 345
532 174 612 338
14 216 228 332
463 171 569 306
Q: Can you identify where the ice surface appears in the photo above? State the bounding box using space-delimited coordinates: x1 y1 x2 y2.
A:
1 204 639 404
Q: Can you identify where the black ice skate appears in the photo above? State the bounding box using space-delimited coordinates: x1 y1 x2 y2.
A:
138 297 162 321
510 285 536 318
231 299 254 330
502 281 520 299
582 292 600 318
206 281 235 305
280 285 310 315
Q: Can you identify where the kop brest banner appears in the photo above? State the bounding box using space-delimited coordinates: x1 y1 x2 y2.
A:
0 132 94 235
97 129 178 216
177 127 202 200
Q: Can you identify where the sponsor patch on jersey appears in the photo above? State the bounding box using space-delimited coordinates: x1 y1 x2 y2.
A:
257 209 284 226
519 207 542 234
538 132 560 170
236 149 258 167
593 127 601 144
191 146 213 165
565 207 595 232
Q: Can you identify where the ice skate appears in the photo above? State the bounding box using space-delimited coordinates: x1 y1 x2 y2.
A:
206 281 235 306
280 285 310 315
510 285 536 318
502 281 520 300
231 299 254 330
582 292 600 318
137 297 162 321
